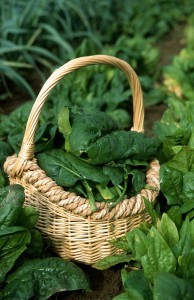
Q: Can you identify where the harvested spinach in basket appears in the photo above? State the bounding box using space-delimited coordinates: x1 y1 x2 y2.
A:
37 108 160 211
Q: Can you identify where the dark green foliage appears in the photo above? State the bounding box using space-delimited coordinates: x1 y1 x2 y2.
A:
0 185 90 298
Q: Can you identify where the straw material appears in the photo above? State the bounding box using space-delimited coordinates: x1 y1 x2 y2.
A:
4 55 160 264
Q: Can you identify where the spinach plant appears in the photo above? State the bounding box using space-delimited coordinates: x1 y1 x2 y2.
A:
94 211 194 300
0 184 90 300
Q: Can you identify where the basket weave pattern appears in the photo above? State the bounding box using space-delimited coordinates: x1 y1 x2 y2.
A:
4 55 160 264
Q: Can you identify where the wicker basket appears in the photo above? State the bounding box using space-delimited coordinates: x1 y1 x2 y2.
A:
4 55 160 265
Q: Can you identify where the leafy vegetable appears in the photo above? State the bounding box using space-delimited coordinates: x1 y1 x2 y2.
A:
0 184 90 298
1 258 90 300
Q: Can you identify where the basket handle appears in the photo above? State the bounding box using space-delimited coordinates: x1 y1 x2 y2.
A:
11 55 144 176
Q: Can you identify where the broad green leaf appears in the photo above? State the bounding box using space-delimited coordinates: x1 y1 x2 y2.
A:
37 149 81 187
178 250 194 282
69 110 118 155
182 171 194 201
112 292 130 300
174 217 193 258
153 272 194 300
122 269 152 300
160 165 183 205
25 229 43 258
0 185 25 228
166 205 182 229
126 228 148 260
65 152 109 184
166 147 194 173
87 131 160 165
103 165 124 185
18 207 39 229
92 254 133 270
157 213 179 250
0 227 31 284
2 258 90 300
141 227 176 283
128 169 146 193
109 236 130 251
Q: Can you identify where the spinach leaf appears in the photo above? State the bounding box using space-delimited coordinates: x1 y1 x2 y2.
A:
153 272 194 300
92 254 134 270
0 227 31 284
37 149 110 187
2 258 90 300
112 269 152 300
0 185 25 228
87 131 159 165
69 110 118 155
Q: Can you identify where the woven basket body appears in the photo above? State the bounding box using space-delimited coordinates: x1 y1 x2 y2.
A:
4 55 160 264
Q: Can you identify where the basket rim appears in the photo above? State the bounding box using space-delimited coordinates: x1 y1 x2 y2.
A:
4 154 160 221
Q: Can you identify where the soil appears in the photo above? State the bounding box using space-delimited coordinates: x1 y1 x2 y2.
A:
1 23 185 300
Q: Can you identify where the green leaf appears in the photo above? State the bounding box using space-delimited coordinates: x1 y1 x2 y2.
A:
92 254 133 270
153 272 194 300
174 217 193 258
112 292 130 300
128 169 146 193
2 258 90 300
160 164 183 205
0 227 31 284
87 131 159 165
37 150 109 188
141 227 177 283
18 207 39 229
58 106 72 151
182 171 194 201
144 198 158 225
126 228 148 260
37 149 81 187
69 110 118 155
122 269 152 300
103 165 124 185
0 185 25 228
157 213 179 250
25 229 43 258
166 205 182 229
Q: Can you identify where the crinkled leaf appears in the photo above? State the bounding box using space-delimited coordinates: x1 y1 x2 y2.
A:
69 111 118 155
153 272 194 300
0 185 25 228
0 227 31 284
2 258 90 300
160 164 183 205
87 131 160 165
141 227 176 283
182 171 194 201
